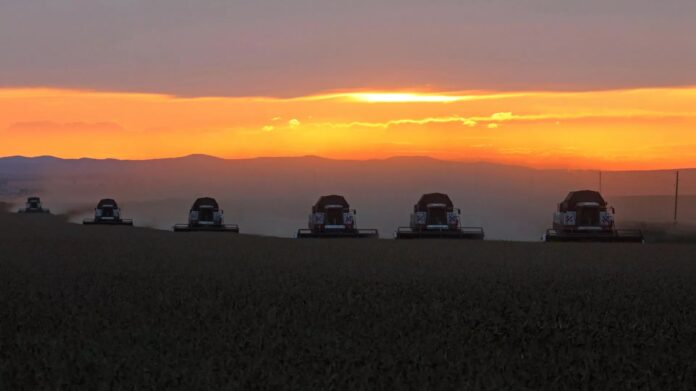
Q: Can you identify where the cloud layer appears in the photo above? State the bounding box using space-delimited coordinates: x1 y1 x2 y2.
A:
1 0 696 97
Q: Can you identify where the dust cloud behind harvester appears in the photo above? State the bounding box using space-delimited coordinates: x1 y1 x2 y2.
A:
1 155 695 240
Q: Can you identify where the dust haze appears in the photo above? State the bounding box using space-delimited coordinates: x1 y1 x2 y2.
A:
1 155 694 240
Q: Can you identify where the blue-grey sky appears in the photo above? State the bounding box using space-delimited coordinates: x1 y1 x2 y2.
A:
1 0 695 97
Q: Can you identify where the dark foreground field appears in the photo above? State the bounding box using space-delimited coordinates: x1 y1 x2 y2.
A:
2 211 696 389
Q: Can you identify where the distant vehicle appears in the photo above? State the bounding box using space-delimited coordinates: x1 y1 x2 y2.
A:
17 196 50 214
395 193 484 239
544 190 643 243
297 195 378 238
83 198 133 226
173 197 239 233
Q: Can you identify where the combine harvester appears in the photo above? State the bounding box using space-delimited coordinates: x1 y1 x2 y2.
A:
297 195 378 238
83 198 133 226
173 197 239 233
544 190 643 243
395 193 485 239
17 196 50 214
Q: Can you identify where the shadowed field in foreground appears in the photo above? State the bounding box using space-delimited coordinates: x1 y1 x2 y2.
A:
1 210 696 389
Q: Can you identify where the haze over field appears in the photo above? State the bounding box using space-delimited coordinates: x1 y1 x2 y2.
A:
2 155 694 240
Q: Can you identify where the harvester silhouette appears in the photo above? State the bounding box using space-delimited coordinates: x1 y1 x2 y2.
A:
173 197 239 233
544 190 643 242
395 193 484 239
83 198 133 226
297 195 378 238
17 196 50 214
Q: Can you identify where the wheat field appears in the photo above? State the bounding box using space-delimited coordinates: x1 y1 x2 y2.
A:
1 210 695 389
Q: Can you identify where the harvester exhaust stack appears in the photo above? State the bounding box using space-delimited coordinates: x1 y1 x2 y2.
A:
83 198 133 226
173 197 239 233
395 193 484 239
17 196 50 214
296 195 378 238
544 190 643 243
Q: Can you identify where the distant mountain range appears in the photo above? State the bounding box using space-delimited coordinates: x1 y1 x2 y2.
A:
1 155 694 240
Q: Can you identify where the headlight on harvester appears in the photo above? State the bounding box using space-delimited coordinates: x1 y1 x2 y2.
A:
562 212 576 226
447 212 459 227
414 212 427 226
312 212 325 225
600 212 614 227
343 212 355 227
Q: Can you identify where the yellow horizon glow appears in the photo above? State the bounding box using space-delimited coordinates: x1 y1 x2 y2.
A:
2 86 696 170
347 92 468 103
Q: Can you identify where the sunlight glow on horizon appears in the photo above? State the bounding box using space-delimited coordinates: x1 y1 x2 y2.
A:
347 93 466 103
2 86 696 171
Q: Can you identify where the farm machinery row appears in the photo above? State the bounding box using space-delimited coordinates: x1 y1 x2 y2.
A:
16 196 135 226
15 189 644 242
295 193 484 239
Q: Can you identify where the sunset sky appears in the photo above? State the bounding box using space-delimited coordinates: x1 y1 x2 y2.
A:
2 0 696 170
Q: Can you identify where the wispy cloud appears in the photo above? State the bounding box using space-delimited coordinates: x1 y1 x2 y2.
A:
305 110 696 130
288 119 301 128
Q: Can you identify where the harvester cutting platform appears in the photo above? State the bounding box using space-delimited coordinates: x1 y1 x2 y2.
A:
297 195 378 238
544 190 643 243
17 196 50 214
396 193 485 239
173 197 239 233
83 198 133 226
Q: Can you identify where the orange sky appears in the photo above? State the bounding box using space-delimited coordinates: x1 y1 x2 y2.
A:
2 86 696 170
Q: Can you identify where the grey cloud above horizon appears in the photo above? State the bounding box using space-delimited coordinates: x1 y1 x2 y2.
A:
1 0 695 97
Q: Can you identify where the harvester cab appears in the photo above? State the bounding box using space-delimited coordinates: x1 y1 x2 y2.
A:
83 199 133 226
396 193 485 239
18 196 50 214
544 190 643 242
173 197 239 232
297 195 378 238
